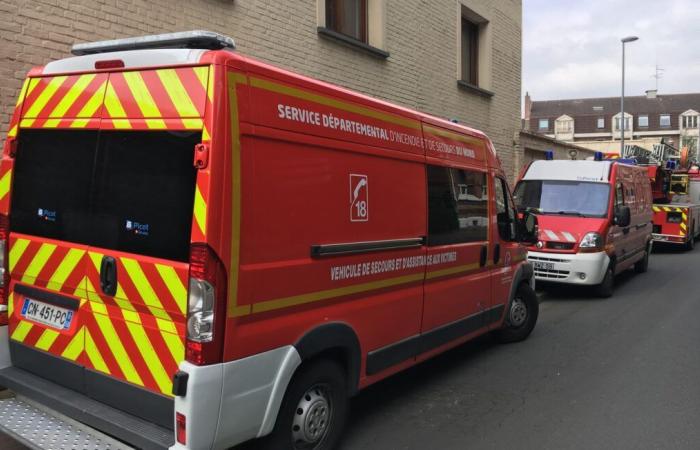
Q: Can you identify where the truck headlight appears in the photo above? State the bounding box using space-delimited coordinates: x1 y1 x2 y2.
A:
579 232 603 251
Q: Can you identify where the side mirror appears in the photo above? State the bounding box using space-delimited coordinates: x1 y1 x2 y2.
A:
614 205 631 227
517 211 539 244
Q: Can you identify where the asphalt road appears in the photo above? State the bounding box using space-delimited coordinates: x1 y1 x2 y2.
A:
340 245 700 450
2 246 699 450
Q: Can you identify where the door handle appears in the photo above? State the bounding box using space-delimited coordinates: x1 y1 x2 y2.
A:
479 244 487 267
493 244 501 265
100 256 117 296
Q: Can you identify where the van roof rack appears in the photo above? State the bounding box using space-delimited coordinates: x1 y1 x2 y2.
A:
71 30 235 56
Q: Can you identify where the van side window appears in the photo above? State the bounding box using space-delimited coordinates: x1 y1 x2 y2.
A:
494 177 516 241
427 165 488 245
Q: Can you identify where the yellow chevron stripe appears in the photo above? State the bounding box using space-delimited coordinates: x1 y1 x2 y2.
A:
25 79 41 103
21 243 57 284
48 74 97 119
202 125 210 142
61 326 84 361
182 118 204 129
74 80 107 119
103 83 131 128
160 330 185 369
11 321 33 342
652 206 661 212
9 238 31 273
7 292 13 316
85 278 143 385
157 69 200 117
675 208 683 212
193 186 207 240
7 125 18 137
34 328 60 351
682 213 688 221
193 66 210 101
680 223 687 231
0 169 12 200
122 72 167 129
124 320 171 394
46 248 85 292
155 264 187 315
84 328 110 374
663 207 671 212
15 79 30 107
24 76 68 118
120 257 171 320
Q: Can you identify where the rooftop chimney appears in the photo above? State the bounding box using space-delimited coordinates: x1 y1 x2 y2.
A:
646 89 657 99
524 92 532 120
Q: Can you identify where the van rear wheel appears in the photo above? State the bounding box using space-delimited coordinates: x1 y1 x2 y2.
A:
634 244 650 273
686 232 695 251
494 283 539 343
258 360 347 450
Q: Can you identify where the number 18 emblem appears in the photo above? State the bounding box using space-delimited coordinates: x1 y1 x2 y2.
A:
350 174 369 222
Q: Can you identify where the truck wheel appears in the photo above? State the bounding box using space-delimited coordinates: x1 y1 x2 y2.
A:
634 244 650 273
494 283 539 343
686 232 695 251
258 360 348 450
595 266 614 298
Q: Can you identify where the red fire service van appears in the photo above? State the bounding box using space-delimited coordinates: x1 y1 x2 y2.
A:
514 153 653 297
0 31 539 450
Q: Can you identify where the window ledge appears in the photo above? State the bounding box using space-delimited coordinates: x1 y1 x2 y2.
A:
317 27 389 59
457 80 494 98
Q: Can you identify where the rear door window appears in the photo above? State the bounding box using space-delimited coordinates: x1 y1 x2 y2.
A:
10 129 199 263
11 129 97 244
91 130 199 262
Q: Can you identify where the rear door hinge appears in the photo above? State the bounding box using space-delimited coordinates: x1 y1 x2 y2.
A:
194 143 209 169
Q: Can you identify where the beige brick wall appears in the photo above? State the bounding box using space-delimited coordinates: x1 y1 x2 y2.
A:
0 0 522 178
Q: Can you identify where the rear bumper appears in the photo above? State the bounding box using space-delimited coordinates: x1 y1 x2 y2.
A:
528 250 609 285
652 233 686 244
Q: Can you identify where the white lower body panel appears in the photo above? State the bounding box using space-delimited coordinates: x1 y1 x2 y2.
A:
528 251 610 285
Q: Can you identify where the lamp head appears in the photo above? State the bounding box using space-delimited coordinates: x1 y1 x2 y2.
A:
621 36 639 43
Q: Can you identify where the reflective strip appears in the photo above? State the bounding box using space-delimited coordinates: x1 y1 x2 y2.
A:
15 79 30 107
157 69 200 117
121 258 171 320
9 238 31 272
74 80 107 119
124 321 171 394
561 231 576 242
0 169 12 200
11 321 33 342
155 264 187 315
46 248 85 291
103 83 131 128
21 243 57 283
653 206 661 212
61 327 84 361
193 186 207 239
680 223 687 231
159 329 185 367
84 328 111 374
24 76 68 117
682 213 688 221
7 125 17 138
544 229 559 241
122 71 167 129
663 207 672 212
34 329 60 351
48 74 96 119
93 309 143 385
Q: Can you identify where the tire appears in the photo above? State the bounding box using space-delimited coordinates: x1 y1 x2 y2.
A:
494 283 539 343
686 231 695 251
257 360 348 450
595 265 614 298
634 244 650 274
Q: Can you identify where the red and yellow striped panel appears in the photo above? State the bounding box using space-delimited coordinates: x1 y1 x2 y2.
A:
84 250 186 395
102 66 209 131
19 73 108 129
191 172 209 242
0 159 12 215
8 235 88 363
5 78 33 142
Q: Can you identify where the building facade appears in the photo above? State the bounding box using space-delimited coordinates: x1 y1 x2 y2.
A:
524 90 700 158
0 0 523 178
518 130 596 169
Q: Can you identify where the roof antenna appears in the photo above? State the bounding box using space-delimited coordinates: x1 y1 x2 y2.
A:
651 64 664 91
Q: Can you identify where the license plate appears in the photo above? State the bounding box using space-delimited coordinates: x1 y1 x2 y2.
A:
533 261 554 271
20 298 73 330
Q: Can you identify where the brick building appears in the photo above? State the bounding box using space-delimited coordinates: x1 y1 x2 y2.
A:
0 0 524 178
524 90 700 158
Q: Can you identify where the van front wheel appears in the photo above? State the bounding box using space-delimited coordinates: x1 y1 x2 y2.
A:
494 283 539 343
258 360 348 450
595 266 614 298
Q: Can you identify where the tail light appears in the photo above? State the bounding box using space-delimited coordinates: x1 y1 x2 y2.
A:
176 412 187 445
185 244 226 365
0 214 9 326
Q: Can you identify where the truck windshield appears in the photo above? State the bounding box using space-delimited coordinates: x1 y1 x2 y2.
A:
513 180 610 218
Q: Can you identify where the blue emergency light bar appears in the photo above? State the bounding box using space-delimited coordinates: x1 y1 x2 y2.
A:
594 151 603 161
545 150 554 160
666 160 677 170
616 158 637 165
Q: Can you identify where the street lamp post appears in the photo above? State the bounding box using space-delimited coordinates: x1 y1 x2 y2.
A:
620 36 639 156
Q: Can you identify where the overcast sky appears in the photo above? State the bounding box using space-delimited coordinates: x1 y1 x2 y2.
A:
523 0 700 101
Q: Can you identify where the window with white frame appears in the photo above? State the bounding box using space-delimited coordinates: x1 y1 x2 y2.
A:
597 117 605 129
638 115 649 127
660 114 671 127
538 119 549 131
615 116 631 131
682 115 698 129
